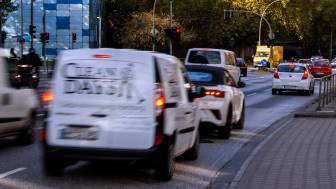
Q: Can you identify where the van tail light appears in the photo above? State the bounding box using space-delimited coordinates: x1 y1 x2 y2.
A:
274 69 280 79
41 91 54 105
205 90 225 98
155 84 165 117
302 69 309 80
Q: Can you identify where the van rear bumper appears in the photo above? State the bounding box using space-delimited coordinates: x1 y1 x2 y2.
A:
43 142 168 163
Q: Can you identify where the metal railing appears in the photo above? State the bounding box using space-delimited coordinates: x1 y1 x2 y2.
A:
317 74 336 110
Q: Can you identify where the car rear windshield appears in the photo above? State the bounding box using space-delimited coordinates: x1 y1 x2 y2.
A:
187 50 221 64
278 65 305 73
187 70 223 85
313 61 329 66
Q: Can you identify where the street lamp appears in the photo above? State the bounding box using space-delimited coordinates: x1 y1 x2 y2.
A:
97 16 102 48
152 0 157 51
258 0 280 45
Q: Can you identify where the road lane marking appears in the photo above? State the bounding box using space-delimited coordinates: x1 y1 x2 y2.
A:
0 168 26 179
246 93 257 97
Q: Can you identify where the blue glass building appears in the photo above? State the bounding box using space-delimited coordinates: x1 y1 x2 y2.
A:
2 0 100 58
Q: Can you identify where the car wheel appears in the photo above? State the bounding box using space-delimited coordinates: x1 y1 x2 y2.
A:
272 89 277 95
155 143 175 181
44 153 66 176
233 102 245 130
184 130 200 161
218 105 232 139
17 113 36 145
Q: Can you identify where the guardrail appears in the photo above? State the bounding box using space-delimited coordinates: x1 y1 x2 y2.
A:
317 74 336 110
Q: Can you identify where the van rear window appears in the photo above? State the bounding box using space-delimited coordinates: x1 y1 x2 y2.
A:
278 65 305 73
188 50 221 64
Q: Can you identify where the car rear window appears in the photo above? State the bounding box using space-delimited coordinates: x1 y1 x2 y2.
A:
313 61 329 66
187 50 221 64
278 65 305 73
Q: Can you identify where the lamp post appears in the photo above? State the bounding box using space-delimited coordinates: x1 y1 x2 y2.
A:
258 0 280 46
97 16 101 48
152 0 157 52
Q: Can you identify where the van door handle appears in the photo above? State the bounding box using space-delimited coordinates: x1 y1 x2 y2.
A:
185 111 192 115
90 113 107 118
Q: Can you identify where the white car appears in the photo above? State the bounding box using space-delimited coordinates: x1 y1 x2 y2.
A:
0 48 38 144
40 48 204 180
272 63 315 95
186 65 245 139
185 48 241 86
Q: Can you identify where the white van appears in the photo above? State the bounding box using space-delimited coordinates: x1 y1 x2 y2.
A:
40 48 203 180
185 48 241 85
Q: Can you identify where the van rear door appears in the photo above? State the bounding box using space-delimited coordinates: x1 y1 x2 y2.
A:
48 56 156 150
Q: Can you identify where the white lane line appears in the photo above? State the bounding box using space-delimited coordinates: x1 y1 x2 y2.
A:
0 168 26 179
246 93 257 97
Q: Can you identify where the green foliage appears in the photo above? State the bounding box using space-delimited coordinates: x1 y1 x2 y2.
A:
103 0 336 57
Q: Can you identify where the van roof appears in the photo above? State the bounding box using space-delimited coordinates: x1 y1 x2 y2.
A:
188 48 234 53
58 48 158 63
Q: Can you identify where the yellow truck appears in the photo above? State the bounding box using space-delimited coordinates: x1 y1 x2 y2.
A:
253 45 284 68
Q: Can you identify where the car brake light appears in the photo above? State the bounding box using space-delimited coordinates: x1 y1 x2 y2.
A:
302 69 309 80
205 90 225 98
41 91 54 105
94 54 111 58
39 127 47 141
155 84 165 116
274 69 280 79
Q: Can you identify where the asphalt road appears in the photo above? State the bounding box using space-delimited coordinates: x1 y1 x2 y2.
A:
0 69 319 189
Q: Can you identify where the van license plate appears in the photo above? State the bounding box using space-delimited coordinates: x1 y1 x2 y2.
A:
60 126 98 140
284 85 296 89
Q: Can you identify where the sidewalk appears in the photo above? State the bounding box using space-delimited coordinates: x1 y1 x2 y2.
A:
233 116 336 189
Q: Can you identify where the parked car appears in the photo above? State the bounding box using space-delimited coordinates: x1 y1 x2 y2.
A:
297 59 312 66
40 48 204 180
186 65 245 139
310 59 332 78
0 48 38 145
236 58 248 77
185 48 241 86
272 63 315 95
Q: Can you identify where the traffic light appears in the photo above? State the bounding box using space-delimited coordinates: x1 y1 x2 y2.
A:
1 31 7 43
72 32 77 42
164 27 182 42
29 25 36 36
40 32 49 43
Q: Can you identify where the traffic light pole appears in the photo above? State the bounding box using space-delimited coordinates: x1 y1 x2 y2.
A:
169 0 173 55
42 10 47 73
30 0 34 48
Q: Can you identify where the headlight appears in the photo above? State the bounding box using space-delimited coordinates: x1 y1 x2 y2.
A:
32 74 38 78
15 74 21 78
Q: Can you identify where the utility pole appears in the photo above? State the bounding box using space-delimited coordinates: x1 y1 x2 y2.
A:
42 10 47 72
30 0 34 48
258 0 280 46
20 0 23 55
0 0 3 48
169 0 173 55
152 0 157 52
330 29 333 60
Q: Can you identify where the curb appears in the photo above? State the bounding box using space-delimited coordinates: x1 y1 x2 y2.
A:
294 111 336 118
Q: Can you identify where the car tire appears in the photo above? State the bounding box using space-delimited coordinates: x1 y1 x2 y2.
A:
44 153 65 176
17 113 36 145
272 89 277 95
155 143 175 181
218 105 232 139
233 102 245 130
184 130 200 161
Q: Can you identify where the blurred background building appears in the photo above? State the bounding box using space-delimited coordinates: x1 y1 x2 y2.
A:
2 0 101 59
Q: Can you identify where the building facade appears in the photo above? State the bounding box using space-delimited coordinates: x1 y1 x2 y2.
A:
3 0 100 58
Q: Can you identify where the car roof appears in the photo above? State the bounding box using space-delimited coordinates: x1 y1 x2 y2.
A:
188 48 234 53
278 63 307 67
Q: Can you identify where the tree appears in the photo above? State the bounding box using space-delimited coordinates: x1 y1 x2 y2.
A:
0 0 17 29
